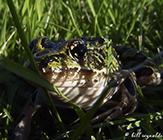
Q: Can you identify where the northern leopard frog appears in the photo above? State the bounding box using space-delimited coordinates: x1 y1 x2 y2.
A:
13 36 162 139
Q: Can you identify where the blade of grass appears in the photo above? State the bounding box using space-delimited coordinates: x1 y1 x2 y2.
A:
48 22 71 32
0 29 16 55
95 16 102 36
61 1 82 36
6 0 69 137
87 0 96 17
36 0 44 21
1 106 13 122
0 57 54 91
107 8 116 25
0 12 7 47
6 0 39 74
21 0 29 16
87 0 102 36
124 0 147 44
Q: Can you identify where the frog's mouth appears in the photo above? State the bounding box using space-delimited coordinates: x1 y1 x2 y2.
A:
41 66 109 88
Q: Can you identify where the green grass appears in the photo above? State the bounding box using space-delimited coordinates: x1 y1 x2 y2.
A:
0 0 163 139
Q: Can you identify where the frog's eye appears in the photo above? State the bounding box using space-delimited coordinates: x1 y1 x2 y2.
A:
67 40 87 61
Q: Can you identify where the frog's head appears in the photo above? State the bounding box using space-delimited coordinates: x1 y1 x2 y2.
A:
27 36 112 108
28 36 111 70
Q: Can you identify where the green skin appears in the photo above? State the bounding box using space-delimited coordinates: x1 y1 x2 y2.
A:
13 36 162 140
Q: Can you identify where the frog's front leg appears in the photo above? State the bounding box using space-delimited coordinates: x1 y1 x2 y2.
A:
90 71 138 124
13 89 47 140
13 87 73 140
13 101 35 140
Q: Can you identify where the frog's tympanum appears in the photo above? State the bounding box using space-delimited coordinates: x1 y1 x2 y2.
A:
13 36 162 140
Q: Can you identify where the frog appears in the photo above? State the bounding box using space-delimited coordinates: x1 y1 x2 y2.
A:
13 36 162 140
